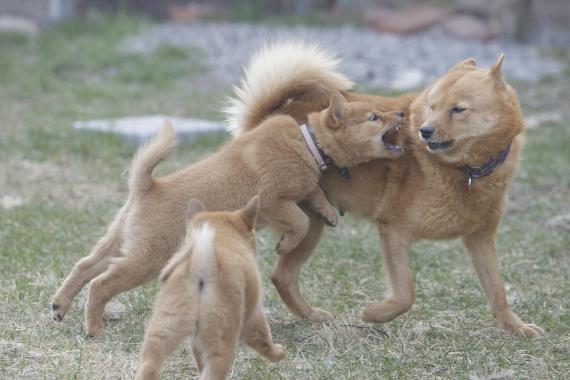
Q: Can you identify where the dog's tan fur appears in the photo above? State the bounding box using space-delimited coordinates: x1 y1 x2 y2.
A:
135 197 285 380
228 44 544 337
51 90 404 336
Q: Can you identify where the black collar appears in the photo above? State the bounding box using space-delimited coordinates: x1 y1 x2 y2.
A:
459 143 511 189
303 123 351 180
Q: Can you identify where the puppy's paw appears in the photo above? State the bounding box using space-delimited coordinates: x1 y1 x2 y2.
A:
270 344 286 362
276 236 297 256
275 236 284 255
307 307 333 322
317 209 338 227
85 324 106 338
51 303 65 322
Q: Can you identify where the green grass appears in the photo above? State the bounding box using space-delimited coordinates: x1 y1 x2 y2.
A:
1 14 569 379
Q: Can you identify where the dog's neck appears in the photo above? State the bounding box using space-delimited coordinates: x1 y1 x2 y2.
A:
459 141 513 189
307 112 360 168
300 117 351 179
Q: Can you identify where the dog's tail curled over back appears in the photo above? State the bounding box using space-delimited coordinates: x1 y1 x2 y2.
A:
129 121 176 195
224 41 353 137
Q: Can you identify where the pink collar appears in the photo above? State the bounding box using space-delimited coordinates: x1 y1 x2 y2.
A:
299 123 351 179
300 123 328 171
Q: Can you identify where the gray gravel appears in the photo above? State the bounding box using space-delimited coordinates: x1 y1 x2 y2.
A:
120 22 564 90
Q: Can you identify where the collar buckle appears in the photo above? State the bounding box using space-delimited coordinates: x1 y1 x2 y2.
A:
299 123 351 180
459 143 511 190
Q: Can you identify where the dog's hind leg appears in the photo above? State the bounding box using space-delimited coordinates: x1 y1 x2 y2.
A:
462 229 544 338
197 312 241 380
51 201 130 322
241 306 285 362
199 344 238 380
361 227 415 323
271 208 332 321
135 290 193 380
84 247 162 337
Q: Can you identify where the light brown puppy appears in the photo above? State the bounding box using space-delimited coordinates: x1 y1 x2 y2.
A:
51 92 405 336
226 42 544 337
135 197 285 380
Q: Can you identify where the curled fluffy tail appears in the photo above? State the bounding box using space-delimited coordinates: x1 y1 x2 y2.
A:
129 121 176 195
224 41 353 137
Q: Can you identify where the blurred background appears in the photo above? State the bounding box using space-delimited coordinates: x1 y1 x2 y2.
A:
1 2 569 379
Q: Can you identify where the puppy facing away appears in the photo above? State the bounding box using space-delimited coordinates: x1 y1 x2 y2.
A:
135 197 285 380
51 92 405 336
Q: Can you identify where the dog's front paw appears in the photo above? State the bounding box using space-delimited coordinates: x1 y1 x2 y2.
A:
360 298 412 323
511 323 544 338
497 312 544 338
307 307 333 322
270 344 286 362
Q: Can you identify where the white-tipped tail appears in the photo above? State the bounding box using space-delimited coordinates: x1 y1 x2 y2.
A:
189 223 216 279
129 121 176 195
224 41 353 137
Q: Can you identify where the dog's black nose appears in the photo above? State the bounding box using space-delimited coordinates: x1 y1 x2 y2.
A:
395 111 405 118
420 125 435 139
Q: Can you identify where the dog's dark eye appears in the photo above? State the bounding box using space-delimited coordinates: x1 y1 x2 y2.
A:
450 106 466 115
369 113 380 121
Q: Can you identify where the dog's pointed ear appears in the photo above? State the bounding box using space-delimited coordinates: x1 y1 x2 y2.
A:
326 94 346 128
449 58 477 72
186 199 206 221
238 195 259 230
488 53 505 86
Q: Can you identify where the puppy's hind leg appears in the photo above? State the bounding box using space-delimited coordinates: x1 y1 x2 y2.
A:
199 345 238 380
51 201 129 322
135 292 193 380
241 306 286 362
84 247 161 337
271 208 333 321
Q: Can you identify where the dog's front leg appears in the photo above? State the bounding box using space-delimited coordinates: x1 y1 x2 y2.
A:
271 208 333 321
462 229 544 337
305 187 338 227
361 227 415 323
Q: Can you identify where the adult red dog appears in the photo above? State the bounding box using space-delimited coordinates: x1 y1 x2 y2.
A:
225 42 543 337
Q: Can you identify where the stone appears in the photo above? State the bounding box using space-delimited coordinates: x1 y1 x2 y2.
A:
455 0 492 18
525 111 563 129
73 115 226 143
442 14 496 41
390 68 425 90
167 3 204 23
0 195 25 209
546 214 570 231
366 6 450 35
103 300 128 321
0 15 38 35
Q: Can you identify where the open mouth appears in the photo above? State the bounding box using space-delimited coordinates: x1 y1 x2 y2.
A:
381 125 404 154
427 140 454 151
